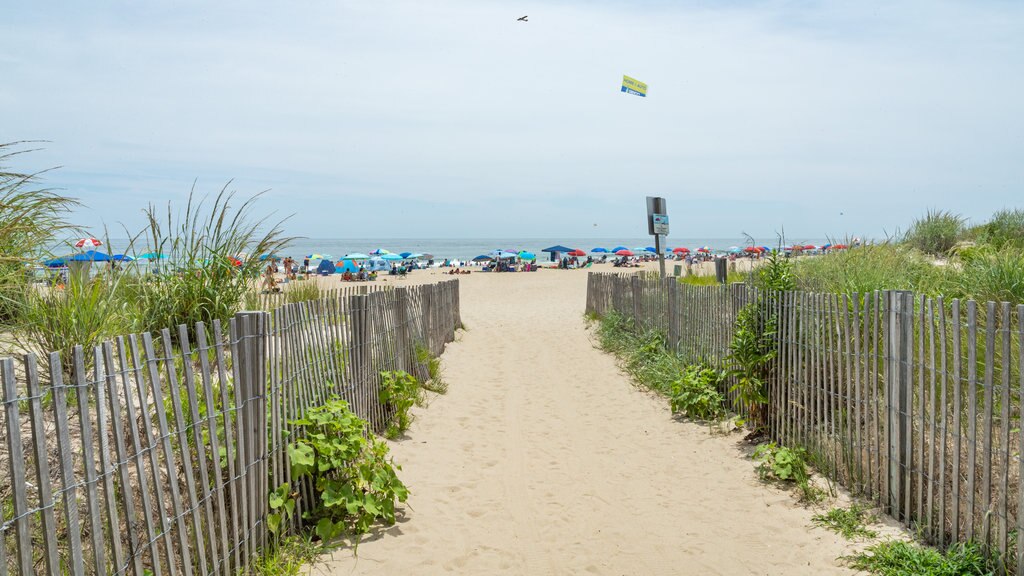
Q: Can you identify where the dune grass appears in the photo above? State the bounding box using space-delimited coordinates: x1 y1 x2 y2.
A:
904 209 967 256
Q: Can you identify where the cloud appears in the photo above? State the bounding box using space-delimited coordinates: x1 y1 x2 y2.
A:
1 0 1022 238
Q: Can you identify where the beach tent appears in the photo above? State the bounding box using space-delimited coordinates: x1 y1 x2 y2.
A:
336 259 359 273
316 259 336 275
541 245 573 253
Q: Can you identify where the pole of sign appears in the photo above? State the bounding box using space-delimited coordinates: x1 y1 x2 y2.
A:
655 234 665 278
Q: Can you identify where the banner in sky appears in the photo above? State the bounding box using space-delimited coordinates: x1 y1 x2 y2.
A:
621 75 647 97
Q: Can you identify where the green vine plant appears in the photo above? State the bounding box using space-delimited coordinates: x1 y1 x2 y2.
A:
752 441 826 502
270 397 409 546
379 370 422 439
669 364 727 422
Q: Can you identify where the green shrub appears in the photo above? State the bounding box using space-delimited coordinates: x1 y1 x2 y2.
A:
904 209 966 256
379 370 421 438
668 364 726 421
844 540 993 575
277 397 408 542
753 441 824 501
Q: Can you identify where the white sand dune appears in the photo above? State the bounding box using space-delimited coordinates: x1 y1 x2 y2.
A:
313 264 883 575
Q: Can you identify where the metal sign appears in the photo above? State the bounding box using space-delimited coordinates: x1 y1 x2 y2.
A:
652 214 669 235
621 75 648 97
646 196 667 236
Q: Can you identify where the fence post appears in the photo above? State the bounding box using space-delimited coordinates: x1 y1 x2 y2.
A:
886 291 913 521
666 277 680 352
631 275 641 328
234 310 270 555
349 294 372 420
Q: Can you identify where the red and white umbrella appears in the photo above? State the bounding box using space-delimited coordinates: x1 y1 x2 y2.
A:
74 238 102 249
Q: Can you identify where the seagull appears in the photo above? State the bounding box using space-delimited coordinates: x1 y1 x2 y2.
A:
517 15 528 21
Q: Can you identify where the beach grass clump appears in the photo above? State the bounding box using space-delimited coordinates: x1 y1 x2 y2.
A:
16 276 127 374
956 246 1024 304
969 208 1024 250
812 504 878 539
844 540 993 576
250 534 320 576
793 243 954 296
128 185 292 339
677 271 748 286
285 279 321 304
903 209 966 256
0 142 79 326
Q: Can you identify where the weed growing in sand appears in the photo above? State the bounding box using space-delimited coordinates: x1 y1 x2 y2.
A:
282 397 408 542
752 442 825 502
415 342 447 394
251 533 320 576
379 370 421 438
844 540 993 575
668 364 726 421
812 504 878 540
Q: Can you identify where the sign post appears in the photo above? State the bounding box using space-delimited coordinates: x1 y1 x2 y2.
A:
646 196 668 278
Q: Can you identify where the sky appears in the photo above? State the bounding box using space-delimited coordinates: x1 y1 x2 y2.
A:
2 0 1022 240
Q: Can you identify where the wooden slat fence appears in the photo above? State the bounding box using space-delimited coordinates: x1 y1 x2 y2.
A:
0 279 460 575
587 272 1024 573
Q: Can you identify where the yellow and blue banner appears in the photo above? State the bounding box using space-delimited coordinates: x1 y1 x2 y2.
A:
621 75 647 97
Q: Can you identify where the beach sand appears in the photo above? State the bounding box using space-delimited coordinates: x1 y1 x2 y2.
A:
309 261 900 575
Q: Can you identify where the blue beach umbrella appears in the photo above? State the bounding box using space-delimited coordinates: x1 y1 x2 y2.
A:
381 253 403 261
112 254 135 262
472 255 493 262
644 246 657 253
728 246 743 254
369 248 390 255
68 250 112 262
591 247 608 253
399 252 413 258
611 246 628 253
518 251 536 261
138 252 166 260
43 257 67 267
541 245 573 253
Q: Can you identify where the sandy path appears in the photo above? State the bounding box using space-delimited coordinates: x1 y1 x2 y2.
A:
314 267 866 576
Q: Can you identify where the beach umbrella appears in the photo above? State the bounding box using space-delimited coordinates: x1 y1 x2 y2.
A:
761 246 772 252
399 252 413 258
728 246 743 254
43 257 67 267
407 253 424 259
632 247 647 252
833 244 849 249
541 245 573 253
822 243 833 250
258 253 279 261
112 254 134 262
672 247 690 254
591 247 609 253
697 246 711 253
74 237 102 249
567 249 586 257
138 252 166 259
381 253 403 261
644 246 657 253
518 251 537 260
615 249 634 256
306 253 333 260
369 248 391 255
345 253 369 260
611 245 628 253
472 255 493 262
68 250 112 262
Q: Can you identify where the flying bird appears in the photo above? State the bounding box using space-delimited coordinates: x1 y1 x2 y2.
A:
517 15 528 21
